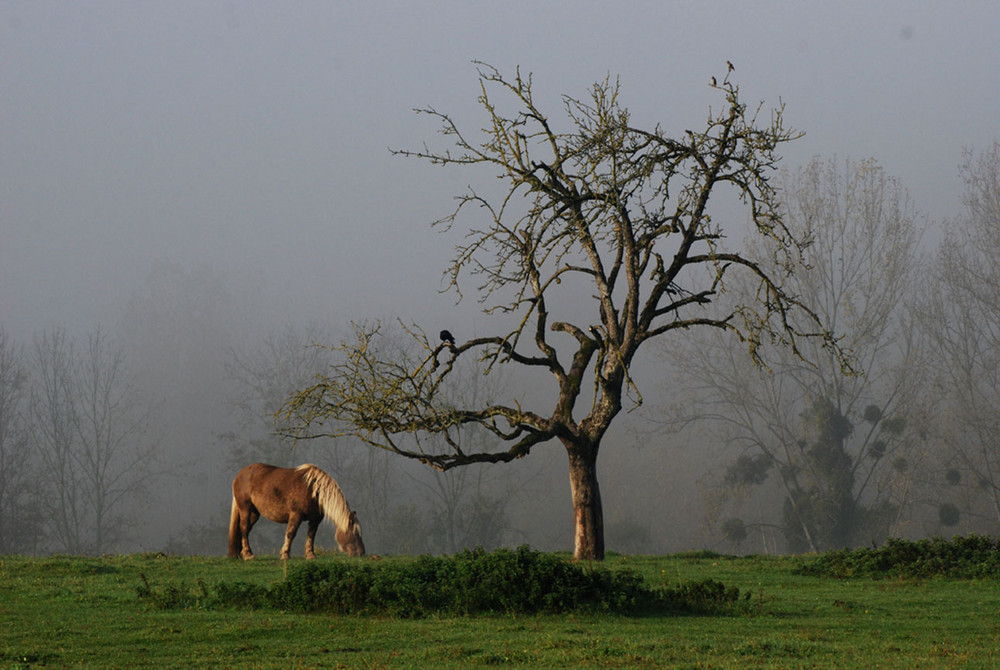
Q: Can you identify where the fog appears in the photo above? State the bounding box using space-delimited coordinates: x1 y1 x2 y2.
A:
2 2 998 556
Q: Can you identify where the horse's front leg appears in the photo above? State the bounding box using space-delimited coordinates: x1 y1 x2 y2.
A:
304 518 320 560
280 513 302 560
240 508 260 560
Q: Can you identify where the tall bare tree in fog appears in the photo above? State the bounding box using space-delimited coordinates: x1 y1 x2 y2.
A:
29 329 82 551
283 64 844 560
29 327 161 554
669 158 927 552
925 142 1000 530
0 330 39 552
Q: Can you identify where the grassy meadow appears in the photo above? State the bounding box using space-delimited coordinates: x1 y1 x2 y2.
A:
2 548 1000 669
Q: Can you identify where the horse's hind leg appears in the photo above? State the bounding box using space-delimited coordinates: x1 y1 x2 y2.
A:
280 514 302 560
240 508 260 560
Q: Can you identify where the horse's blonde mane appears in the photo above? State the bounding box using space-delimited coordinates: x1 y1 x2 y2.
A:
296 464 358 532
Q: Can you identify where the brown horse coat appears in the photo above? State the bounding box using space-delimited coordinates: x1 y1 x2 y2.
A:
228 463 365 560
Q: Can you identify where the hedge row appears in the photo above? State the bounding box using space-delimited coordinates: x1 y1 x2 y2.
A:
799 535 1000 579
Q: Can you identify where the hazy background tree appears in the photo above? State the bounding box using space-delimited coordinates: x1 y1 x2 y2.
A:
0 329 40 553
664 158 929 552
282 65 845 560
420 464 511 553
119 262 255 551
220 322 339 468
408 361 516 554
29 329 85 552
28 327 161 554
923 141 1000 532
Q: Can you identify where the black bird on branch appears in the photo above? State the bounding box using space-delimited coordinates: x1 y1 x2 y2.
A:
440 330 455 346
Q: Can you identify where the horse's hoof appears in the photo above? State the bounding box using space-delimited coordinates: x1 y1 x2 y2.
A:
242 553 255 561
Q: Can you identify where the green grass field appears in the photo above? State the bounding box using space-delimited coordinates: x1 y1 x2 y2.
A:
3 550 1000 669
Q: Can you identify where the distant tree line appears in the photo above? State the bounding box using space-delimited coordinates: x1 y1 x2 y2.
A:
0 327 161 554
0 317 518 557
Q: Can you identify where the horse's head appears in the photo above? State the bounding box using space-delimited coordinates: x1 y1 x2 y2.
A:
336 510 366 557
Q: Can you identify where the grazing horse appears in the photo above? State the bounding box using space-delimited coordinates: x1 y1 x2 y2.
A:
228 463 365 560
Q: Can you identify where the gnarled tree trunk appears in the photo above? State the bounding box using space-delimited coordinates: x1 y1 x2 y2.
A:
566 443 604 560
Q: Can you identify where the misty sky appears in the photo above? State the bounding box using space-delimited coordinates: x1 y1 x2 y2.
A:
2 1 998 341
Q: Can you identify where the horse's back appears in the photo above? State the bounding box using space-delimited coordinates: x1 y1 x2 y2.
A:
233 463 315 521
233 462 290 489
236 462 283 477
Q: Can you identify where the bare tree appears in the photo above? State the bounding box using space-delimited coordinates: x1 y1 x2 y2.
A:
30 329 84 552
924 141 1000 529
0 329 39 553
282 64 842 560
667 158 929 552
29 327 161 554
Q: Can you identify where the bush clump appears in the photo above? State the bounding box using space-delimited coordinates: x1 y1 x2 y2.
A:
136 573 211 609
799 535 1000 579
201 546 752 617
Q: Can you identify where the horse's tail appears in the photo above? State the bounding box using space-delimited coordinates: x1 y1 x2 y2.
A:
227 495 241 558
298 464 354 532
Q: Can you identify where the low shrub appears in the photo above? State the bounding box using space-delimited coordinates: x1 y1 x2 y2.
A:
136 573 210 609
163 546 755 617
254 546 665 616
665 578 748 613
799 535 1000 579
